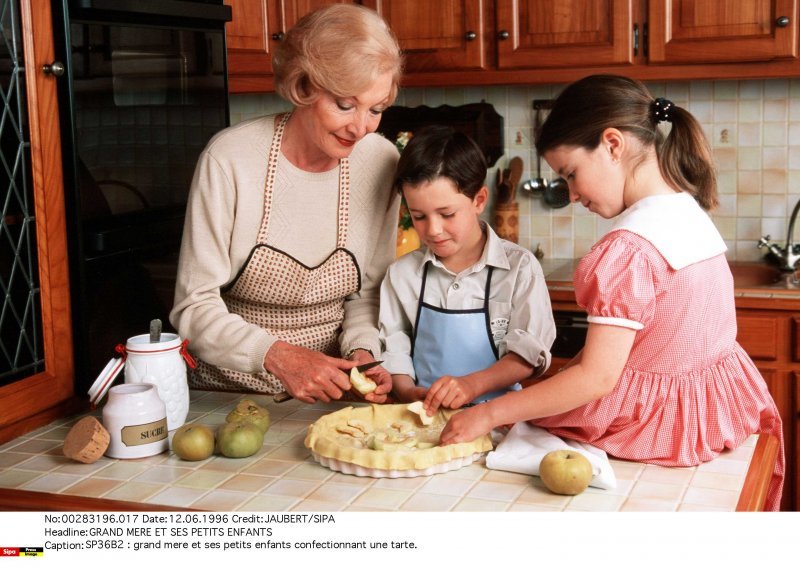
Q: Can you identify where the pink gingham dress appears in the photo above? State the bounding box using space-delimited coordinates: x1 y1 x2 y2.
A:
533 196 784 511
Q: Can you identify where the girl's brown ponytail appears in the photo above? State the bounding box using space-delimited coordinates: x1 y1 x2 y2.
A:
536 75 718 211
657 105 718 210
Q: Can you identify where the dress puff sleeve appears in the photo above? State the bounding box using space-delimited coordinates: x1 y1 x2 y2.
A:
574 233 657 331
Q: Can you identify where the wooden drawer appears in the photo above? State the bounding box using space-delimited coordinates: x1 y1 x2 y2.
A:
737 315 779 361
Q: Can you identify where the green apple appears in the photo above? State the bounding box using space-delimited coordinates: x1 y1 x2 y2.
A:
350 367 377 395
226 399 271 433
216 422 264 458
539 450 593 495
171 423 215 461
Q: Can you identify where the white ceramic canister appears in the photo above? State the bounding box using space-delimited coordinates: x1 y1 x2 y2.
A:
123 333 190 431
103 383 169 458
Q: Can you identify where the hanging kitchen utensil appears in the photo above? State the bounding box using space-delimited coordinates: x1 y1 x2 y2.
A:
521 101 571 209
545 177 571 208
522 106 548 194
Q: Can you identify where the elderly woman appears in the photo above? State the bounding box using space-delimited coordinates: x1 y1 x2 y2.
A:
170 5 402 404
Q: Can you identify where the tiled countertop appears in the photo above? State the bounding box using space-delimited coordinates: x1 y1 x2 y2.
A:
0 391 762 512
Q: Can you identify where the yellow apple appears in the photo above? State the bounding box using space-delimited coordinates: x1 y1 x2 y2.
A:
539 450 593 495
226 399 271 433
171 424 215 461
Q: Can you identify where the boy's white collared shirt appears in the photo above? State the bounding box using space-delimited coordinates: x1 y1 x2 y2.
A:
378 223 556 380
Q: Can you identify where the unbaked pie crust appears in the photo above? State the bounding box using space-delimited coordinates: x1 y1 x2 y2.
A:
305 404 493 478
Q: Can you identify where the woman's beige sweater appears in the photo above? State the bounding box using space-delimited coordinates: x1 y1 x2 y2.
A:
170 115 400 374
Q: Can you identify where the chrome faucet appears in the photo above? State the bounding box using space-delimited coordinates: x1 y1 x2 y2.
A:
758 197 800 273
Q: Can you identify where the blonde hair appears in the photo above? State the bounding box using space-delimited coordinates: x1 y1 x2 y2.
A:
273 4 403 107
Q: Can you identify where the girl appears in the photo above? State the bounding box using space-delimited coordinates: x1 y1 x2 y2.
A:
379 126 556 407
439 75 785 511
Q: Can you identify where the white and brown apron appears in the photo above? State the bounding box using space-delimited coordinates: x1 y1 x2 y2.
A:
191 113 361 393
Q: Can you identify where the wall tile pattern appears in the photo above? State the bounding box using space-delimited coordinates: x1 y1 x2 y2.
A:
231 79 800 262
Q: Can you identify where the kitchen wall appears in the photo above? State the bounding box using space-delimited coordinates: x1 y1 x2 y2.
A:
231 78 800 261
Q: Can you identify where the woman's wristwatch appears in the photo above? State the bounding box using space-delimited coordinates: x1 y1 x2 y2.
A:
345 347 374 360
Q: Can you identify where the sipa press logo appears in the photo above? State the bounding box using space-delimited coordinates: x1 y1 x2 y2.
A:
1 547 44 557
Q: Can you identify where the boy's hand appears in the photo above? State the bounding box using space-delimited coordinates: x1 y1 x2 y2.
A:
424 375 477 413
390 374 428 403
439 404 494 446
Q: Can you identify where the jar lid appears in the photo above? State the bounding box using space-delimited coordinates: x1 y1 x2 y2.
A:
87 357 125 407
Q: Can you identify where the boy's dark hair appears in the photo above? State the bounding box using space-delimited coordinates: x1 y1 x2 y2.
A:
393 125 488 199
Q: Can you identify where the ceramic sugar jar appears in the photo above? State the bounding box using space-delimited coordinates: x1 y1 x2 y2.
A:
103 383 169 458
123 333 193 431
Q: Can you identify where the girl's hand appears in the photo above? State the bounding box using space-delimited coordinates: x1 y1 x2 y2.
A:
264 341 352 404
424 375 477 413
439 404 495 446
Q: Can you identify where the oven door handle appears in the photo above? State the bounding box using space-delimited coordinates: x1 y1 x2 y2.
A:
70 0 232 22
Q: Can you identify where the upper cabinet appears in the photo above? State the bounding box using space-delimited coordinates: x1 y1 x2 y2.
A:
649 0 798 64
225 0 356 92
226 0 800 93
363 0 488 72
495 0 633 69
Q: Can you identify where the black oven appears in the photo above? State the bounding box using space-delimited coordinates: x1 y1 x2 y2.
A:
552 311 588 359
52 0 231 392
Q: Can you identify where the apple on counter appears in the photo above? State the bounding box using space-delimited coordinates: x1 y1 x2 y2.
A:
539 450 594 495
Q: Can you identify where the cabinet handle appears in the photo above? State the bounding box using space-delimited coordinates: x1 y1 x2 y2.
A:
633 23 639 56
42 61 65 77
465 31 477 41
272 32 285 41
776 16 790 27
498 30 509 40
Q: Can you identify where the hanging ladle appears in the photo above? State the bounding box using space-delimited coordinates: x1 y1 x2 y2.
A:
521 101 571 209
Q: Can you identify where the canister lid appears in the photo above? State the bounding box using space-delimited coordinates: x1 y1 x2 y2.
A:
87 357 125 407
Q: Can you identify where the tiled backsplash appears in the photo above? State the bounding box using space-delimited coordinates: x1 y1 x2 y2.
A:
231 79 800 261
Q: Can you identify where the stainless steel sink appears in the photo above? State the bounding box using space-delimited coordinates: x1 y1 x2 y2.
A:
729 262 800 291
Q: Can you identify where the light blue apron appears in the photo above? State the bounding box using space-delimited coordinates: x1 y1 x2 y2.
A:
411 263 519 403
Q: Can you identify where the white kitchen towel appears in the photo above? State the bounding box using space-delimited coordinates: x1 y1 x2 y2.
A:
486 422 617 490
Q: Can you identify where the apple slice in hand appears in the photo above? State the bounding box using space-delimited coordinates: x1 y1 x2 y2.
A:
350 367 377 395
407 401 433 426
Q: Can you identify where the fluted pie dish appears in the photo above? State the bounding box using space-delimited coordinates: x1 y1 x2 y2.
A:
304 404 492 478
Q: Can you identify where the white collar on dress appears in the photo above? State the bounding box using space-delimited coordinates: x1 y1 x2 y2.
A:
605 192 727 270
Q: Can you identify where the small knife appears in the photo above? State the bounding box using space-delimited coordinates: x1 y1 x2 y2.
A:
352 360 384 374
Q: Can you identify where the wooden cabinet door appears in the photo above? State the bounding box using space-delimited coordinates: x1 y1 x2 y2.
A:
364 0 487 72
495 0 634 69
225 0 280 78
648 0 798 64
226 0 356 92
0 0 75 443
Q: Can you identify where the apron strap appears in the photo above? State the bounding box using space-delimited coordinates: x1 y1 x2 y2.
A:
258 112 291 244
410 262 431 358
258 112 351 249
